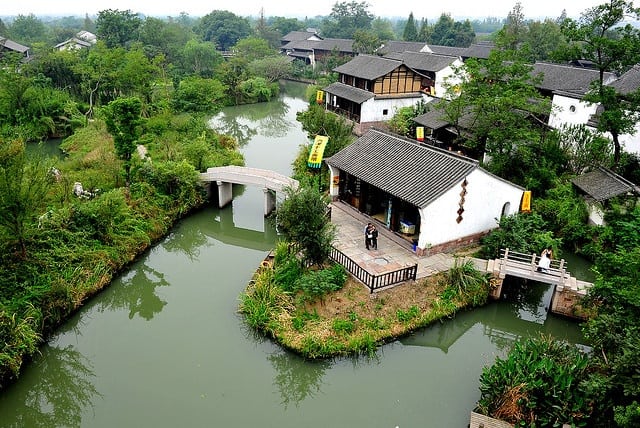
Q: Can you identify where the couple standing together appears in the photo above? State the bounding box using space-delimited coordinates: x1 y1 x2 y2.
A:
364 222 378 250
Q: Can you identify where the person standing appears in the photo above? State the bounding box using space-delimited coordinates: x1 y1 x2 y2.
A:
364 222 372 250
371 224 378 250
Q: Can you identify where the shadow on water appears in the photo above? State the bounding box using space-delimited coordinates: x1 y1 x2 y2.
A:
401 277 587 354
268 352 330 409
96 261 171 321
0 345 100 428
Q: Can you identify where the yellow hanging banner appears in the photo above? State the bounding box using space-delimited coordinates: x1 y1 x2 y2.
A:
307 135 329 168
521 190 532 212
316 90 324 104
416 126 424 141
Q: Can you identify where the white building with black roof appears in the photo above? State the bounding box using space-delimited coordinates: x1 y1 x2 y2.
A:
326 128 524 255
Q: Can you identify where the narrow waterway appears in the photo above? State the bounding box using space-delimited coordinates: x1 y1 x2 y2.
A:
0 81 587 428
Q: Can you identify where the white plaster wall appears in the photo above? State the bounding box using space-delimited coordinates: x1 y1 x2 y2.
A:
434 60 464 98
550 94 640 156
327 165 340 198
617 122 640 156
549 94 598 129
417 169 523 248
361 95 432 123
587 201 605 226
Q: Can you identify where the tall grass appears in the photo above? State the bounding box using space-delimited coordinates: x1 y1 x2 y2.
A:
240 266 292 334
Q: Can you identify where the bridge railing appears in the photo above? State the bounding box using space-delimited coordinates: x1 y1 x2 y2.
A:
499 248 567 285
329 247 417 293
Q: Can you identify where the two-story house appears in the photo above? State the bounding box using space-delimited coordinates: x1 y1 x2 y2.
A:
323 54 428 135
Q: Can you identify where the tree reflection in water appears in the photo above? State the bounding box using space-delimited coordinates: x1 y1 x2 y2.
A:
209 95 291 145
0 345 100 428
98 262 170 321
268 352 329 409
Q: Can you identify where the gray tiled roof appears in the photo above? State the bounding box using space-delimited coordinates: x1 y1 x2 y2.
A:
610 65 640 96
377 40 429 55
326 128 478 208
414 100 476 130
317 37 354 53
571 167 639 201
531 62 614 95
413 103 451 129
428 45 467 57
281 31 320 43
463 42 494 59
323 82 375 103
281 37 353 53
384 51 458 73
0 37 29 53
334 54 401 79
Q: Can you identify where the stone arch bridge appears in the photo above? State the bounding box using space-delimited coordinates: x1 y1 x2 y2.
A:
200 166 299 216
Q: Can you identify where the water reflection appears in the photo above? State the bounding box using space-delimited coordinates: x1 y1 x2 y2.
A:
98 262 170 321
401 281 586 354
210 90 293 145
198 203 278 251
269 352 329 409
0 345 99 428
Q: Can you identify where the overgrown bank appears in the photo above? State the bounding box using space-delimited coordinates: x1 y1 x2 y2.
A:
240 241 491 358
0 116 243 388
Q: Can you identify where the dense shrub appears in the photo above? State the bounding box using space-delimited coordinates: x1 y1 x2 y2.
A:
477 335 592 427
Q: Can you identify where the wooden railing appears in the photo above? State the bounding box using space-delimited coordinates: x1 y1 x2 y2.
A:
329 247 417 293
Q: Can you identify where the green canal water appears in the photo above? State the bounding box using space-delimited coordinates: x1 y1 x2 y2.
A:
0 82 588 427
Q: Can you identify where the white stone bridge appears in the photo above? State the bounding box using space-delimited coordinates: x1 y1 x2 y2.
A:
200 166 299 216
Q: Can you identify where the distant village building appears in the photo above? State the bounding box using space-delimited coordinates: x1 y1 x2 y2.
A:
55 31 97 51
0 36 30 60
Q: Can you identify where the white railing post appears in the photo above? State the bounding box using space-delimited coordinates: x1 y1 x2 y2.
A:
558 259 565 285
530 253 537 273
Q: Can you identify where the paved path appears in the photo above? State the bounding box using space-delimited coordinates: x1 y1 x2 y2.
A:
330 202 488 280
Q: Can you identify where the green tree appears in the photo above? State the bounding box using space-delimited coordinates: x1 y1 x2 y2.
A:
371 17 395 41
417 18 432 42
8 14 48 44
172 76 227 113
352 29 381 55
430 14 455 45
403 12 419 41
232 37 275 62
181 39 223 78
0 141 52 258
197 10 252 51
561 0 640 166
321 1 374 39
268 16 304 38
522 19 566 62
103 97 143 188
447 50 550 176
583 243 640 426
276 186 336 266
496 2 528 51
96 9 142 48
248 55 293 83
451 20 475 47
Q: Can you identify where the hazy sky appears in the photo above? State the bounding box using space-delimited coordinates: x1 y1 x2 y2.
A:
3 0 604 20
